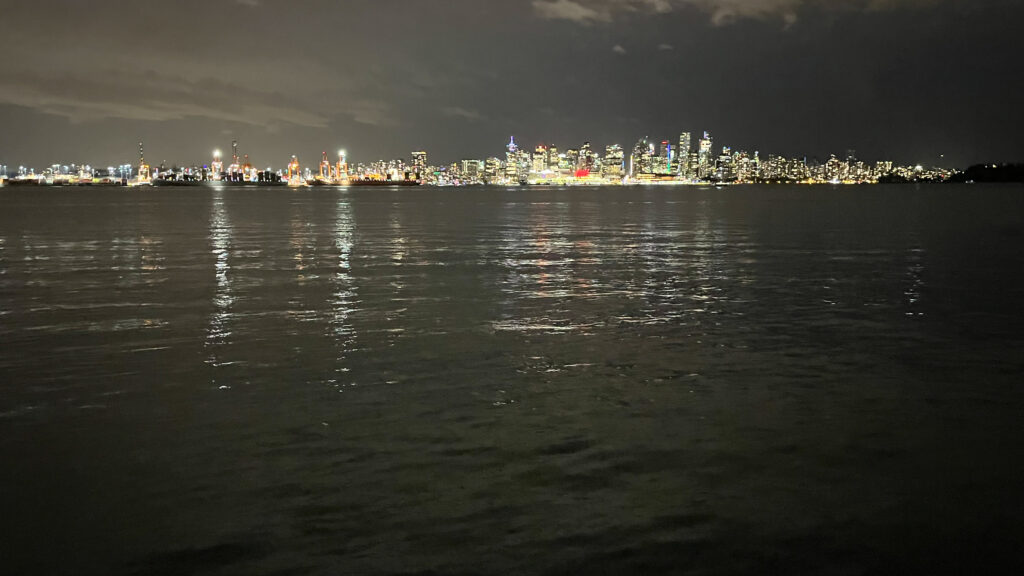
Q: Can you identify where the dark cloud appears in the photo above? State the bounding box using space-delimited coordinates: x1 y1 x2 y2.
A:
531 0 946 25
0 0 1019 168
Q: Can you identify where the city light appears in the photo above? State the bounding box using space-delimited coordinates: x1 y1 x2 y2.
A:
0 133 960 187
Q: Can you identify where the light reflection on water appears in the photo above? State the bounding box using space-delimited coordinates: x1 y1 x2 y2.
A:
330 199 358 383
206 190 234 373
1 186 1023 575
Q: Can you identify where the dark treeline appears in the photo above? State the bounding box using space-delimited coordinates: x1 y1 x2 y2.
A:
951 163 1024 183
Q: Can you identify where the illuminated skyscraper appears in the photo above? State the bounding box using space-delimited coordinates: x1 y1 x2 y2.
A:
717 146 735 181
505 137 519 181
461 159 484 181
677 132 692 176
579 142 595 173
484 157 502 183
533 145 548 174
698 131 713 180
411 151 427 176
137 141 150 182
630 138 651 176
515 148 531 183
603 144 624 179
228 140 241 180
565 149 579 173
547 146 559 170
653 140 672 174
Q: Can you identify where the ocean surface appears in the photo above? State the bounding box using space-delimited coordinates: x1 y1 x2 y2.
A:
1 184 1023 575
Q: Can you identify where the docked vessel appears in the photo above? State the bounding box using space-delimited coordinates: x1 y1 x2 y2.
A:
345 178 421 187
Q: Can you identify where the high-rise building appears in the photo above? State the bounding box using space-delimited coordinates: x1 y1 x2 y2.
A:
698 131 713 180
579 142 596 173
532 145 549 174
137 141 150 182
735 150 754 182
630 138 651 177
651 140 672 174
717 146 735 181
484 157 502 183
565 149 580 173
505 137 519 181
677 132 692 176
461 159 484 181
547 146 560 170
603 144 624 179
411 151 427 176
516 148 531 183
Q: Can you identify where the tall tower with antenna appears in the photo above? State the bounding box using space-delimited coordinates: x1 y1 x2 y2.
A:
228 140 241 181
137 141 151 182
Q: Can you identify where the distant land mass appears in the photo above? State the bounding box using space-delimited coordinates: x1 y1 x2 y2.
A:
950 163 1024 183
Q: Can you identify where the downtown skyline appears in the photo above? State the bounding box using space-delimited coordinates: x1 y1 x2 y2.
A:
2 129 956 187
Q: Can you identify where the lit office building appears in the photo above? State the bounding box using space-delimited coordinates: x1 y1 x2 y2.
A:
533 145 549 174
698 132 713 180
547 146 560 170
603 144 624 178
677 132 692 176
411 151 427 176
564 149 580 173
630 138 649 176
484 157 502 183
462 159 484 181
505 137 519 181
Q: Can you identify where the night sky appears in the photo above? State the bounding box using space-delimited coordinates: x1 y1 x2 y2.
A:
1 0 1021 168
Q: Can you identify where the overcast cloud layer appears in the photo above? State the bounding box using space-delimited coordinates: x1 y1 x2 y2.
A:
532 0 944 25
0 0 1019 168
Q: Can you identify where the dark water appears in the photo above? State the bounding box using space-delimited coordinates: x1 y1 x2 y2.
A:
2 185 1023 575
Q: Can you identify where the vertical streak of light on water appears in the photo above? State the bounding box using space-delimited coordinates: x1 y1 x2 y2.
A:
0 237 7 321
331 198 358 383
206 190 234 380
905 244 926 317
387 203 407 347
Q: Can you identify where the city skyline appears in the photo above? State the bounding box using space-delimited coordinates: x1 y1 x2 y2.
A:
0 126 958 175
3 129 956 187
1 0 1022 168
